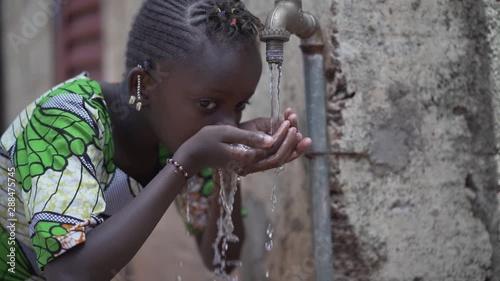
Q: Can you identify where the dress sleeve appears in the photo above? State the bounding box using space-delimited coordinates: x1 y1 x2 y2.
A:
13 93 110 269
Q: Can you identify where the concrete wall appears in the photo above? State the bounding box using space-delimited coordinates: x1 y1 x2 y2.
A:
329 1 500 280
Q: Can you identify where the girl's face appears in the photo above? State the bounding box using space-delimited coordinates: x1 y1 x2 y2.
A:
147 42 263 152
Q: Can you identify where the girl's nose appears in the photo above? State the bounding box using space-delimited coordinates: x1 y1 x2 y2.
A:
215 116 237 127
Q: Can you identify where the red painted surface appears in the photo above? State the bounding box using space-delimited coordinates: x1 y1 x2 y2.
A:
55 0 101 82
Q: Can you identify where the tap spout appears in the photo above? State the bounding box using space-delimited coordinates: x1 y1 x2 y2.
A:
260 0 323 63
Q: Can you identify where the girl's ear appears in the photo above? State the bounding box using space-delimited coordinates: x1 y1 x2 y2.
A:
126 66 157 110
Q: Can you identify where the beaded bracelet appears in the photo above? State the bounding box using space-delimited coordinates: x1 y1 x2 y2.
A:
167 158 190 181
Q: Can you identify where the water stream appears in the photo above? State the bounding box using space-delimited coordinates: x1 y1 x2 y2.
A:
177 262 182 281
269 63 283 135
264 62 285 279
213 169 240 280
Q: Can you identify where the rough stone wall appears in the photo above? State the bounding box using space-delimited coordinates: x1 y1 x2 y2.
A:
329 0 500 280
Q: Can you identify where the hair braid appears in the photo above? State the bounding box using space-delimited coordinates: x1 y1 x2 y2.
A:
125 0 263 71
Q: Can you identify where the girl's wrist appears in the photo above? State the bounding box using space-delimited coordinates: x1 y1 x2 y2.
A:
172 148 200 178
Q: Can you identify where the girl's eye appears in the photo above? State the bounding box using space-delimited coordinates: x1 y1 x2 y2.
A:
199 100 217 110
235 101 250 112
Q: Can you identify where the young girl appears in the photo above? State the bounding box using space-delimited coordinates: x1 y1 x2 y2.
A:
0 0 311 280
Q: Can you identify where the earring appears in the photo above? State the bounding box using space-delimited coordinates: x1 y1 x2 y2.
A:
128 95 136 105
136 74 142 112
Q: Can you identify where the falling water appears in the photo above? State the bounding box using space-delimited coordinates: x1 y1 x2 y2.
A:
269 63 283 134
268 63 284 212
219 170 239 243
177 261 183 281
213 169 241 280
209 63 286 280
268 63 284 214
186 178 196 224
265 62 285 280
178 178 197 281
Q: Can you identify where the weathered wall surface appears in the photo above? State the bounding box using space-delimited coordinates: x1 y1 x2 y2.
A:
329 0 500 280
1 0 55 129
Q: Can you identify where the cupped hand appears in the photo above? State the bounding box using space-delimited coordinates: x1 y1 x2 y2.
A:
173 125 273 176
238 108 311 173
238 108 299 134
174 109 311 177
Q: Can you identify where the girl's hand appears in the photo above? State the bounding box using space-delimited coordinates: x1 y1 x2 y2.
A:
173 125 274 176
238 108 299 134
238 108 311 171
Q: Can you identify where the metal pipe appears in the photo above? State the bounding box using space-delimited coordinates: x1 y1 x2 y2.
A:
260 2 333 281
303 51 332 281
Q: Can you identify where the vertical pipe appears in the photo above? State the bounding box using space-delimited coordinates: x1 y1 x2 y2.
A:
303 53 333 281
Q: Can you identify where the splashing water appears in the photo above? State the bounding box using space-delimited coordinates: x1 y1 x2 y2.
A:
265 223 274 251
186 178 196 224
213 169 241 280
212 201 224 272
219 170 239 243
270 165 285 213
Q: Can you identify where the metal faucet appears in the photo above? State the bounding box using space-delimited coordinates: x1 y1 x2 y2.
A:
260 0 324 63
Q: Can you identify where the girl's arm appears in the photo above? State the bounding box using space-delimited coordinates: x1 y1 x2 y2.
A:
44 156 189 281
44 125 276 281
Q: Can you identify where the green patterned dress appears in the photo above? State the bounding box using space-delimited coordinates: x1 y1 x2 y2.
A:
0 73 215 280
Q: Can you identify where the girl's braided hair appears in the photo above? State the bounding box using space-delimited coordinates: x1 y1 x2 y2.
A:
125 0 263 71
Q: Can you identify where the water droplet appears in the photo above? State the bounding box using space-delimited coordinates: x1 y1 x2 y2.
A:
265 240 273 251
266 270 270 278
227 260 243 267
177 275 182 281
266 224 274 238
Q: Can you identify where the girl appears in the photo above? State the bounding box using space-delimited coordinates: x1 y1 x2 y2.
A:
0 0 311 280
